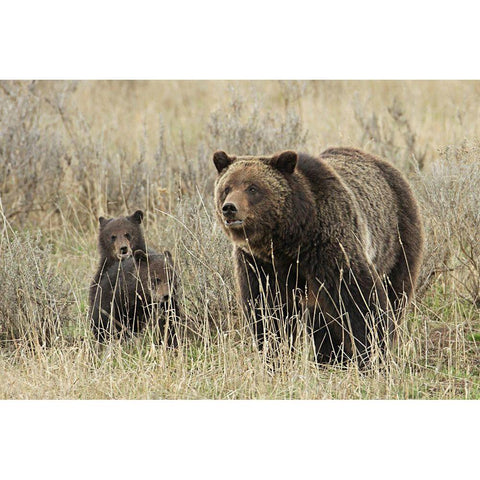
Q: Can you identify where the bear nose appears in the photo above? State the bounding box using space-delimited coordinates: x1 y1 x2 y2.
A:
120 246 129 255
161 294 170 303
222 203 238 215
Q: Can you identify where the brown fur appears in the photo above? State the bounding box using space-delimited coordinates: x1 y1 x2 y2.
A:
89 210 146 308
213 148 424 365
91 249 180 346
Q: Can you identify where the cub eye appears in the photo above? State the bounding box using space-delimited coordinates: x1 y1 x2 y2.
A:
111 235 117 241
125 233 131 240
247 185 257 194
224 186 230 195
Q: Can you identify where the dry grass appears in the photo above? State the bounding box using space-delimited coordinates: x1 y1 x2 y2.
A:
0 80 479 399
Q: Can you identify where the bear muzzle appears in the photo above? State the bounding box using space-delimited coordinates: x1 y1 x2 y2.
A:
222 202 244 228
116 245 133 260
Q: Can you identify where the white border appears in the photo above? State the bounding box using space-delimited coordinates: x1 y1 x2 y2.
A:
2 1 479 79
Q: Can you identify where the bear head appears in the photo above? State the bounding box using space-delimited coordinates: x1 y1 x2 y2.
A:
213 150 298 256
98 210 146 262
132 249 177 307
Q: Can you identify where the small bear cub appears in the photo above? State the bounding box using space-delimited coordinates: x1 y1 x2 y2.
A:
89 210 146 307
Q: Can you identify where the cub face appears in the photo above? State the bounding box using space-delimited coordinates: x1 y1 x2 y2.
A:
133 250 177 306
98 210 144 262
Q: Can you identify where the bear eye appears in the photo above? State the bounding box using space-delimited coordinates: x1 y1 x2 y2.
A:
247 185 257 194
111 235 117 241
125 233 131 240
224 186 230 195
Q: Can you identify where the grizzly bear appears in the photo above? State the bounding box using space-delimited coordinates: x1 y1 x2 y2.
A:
91 249 180 346
213 147 424 365
89 210 146 307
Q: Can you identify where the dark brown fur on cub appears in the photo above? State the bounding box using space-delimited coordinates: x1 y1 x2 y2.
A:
91 249 180 346
89 210 146 307
213 147 424 365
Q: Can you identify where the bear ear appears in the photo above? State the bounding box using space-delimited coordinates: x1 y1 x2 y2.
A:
213 151 233 174
133 249 148 262
98 216 110 227
268 151 297 174
129 210 144 224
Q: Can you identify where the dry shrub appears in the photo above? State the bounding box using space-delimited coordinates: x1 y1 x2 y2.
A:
0 219 72 347
0 81 71 224
0 81 179 226
208 87 309 155
353 95 428 171
413 140 480 305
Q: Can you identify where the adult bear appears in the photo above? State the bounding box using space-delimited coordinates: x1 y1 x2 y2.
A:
213 147 423 365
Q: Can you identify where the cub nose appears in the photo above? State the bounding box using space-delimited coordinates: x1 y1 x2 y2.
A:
222 203 238 215
120 246 129 255
161 294 170 303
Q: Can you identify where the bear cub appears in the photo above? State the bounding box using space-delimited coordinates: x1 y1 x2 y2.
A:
89 210 146 307
91 249 180 346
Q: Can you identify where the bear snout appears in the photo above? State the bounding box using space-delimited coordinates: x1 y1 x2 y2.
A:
116 244 132 259
222 202 238 216
222 202 245 227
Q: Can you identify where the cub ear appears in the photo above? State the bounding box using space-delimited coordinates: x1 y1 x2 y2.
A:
213 151 233 174
268 151 297 174
133 249 148 262
129 210 144 224
98 216 110 228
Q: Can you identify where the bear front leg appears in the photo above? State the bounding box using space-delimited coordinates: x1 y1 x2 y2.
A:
234 248 281 352
92 285 129 343
303 278 337 364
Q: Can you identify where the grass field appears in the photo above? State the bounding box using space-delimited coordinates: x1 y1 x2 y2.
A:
0 80 479 399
